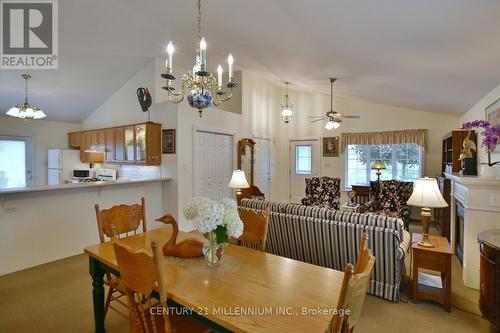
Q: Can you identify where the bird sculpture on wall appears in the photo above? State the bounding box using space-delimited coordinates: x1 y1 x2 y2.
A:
155 214 204 258
137 87 152 121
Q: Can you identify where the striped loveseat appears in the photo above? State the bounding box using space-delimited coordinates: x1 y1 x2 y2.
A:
240 199 411 302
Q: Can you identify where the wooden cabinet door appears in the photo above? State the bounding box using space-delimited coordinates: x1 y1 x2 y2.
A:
96 130 106 147
124 126 135 162
146 123 162 165
135 124 147 163
68 132 78 148
105 129 115 162
114 127 125 162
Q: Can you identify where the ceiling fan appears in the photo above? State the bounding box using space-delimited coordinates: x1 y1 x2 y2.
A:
309 78 360 129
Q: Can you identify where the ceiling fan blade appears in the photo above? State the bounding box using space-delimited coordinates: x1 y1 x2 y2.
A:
310 118 325 122
341 115 361 119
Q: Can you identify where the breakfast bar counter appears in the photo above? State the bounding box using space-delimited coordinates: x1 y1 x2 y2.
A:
0 177 174 276
0 177 171 195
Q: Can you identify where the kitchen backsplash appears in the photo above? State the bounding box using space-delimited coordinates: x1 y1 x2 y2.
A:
99 164 162 180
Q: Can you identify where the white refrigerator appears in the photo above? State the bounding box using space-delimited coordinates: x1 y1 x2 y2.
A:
47 149 86 185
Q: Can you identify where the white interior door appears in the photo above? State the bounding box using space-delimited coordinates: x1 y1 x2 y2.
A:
193 130 233 201
254 137 271 197
289 140 320 203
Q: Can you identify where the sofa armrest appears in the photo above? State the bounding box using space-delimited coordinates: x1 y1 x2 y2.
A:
397 230 411 260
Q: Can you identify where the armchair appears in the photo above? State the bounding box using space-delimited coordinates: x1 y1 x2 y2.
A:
301 176 340 210
364 180 414 228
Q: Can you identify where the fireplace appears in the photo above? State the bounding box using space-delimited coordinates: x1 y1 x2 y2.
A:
455 202 465 265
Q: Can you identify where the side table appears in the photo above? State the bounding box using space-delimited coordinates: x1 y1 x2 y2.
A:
340 203 361 213
412 233 453 312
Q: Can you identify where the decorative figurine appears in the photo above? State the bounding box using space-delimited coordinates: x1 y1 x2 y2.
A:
459 130 478 175
155 214 204 258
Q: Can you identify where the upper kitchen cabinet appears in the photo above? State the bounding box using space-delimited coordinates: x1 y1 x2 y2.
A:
68 122 162 165
68 132 83 148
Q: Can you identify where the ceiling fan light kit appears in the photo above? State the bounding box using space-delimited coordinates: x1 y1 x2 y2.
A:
160 0 238 118
309 77 360 130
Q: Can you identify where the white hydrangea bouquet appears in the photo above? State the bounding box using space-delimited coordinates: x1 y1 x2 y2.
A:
183 197 243 266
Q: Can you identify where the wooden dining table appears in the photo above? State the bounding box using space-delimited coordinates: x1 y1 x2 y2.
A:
84 226 344 333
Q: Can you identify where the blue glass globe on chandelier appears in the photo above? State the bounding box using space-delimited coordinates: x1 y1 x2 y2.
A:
160 0 238 118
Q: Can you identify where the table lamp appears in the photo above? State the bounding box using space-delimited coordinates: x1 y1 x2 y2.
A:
371 160 386 181
407 177 448 247
228 170 250 195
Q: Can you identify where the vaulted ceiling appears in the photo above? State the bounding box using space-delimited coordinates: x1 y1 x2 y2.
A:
1 0 499 122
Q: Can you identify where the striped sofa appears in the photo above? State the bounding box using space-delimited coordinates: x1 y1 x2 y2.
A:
240 199 411 302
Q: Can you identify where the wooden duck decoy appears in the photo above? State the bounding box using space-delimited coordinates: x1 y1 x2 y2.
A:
155 214 204 258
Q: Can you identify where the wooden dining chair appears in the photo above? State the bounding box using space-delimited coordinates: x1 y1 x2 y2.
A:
94 197 147 319
113 240 211 333
331 234 376 333
237 208 270 252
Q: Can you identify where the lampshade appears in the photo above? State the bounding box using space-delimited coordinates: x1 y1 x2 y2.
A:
228 170 250 189
371 160 386 170
407 177 448 208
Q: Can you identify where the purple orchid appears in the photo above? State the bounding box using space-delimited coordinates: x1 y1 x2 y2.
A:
462 120 499 152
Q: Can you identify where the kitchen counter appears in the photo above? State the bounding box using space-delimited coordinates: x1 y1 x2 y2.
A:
0 177 171 195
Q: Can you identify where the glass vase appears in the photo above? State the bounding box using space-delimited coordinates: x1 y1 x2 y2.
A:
203 231 224 267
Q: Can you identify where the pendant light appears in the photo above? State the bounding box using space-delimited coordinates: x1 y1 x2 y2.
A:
6 74 46 121
280 82 293 124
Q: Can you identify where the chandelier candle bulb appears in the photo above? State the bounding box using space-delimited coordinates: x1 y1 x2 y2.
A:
227 54 234 80
217 65 223 88
200 37 207 66
167 42 174 69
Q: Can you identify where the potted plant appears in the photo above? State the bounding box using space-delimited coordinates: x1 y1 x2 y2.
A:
462 120 500 178
183 197 243 266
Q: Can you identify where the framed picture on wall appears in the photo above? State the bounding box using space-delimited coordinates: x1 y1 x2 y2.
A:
323 136 339 157
486 98 500 153
162 129 176 154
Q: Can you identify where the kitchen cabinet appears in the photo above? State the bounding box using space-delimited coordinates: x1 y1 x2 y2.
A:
68 122 162 165
105 129 115 162
114 127 125 162
124 126 135 162
68 132 82 148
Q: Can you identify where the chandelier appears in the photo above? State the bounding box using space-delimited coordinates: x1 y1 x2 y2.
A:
160 0 238 118
6 74 46 121
280 82 293 124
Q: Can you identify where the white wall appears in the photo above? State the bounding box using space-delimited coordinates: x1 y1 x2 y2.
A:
0 182 165 275
0 115 82 186
155 62 274 229
84 58 462 228
82 59 179 220
241 71 461 202
460 83 500 170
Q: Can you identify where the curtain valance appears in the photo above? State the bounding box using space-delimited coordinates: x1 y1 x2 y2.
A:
340 129 427 153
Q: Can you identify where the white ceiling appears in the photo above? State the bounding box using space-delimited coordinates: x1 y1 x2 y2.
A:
1 0 499 122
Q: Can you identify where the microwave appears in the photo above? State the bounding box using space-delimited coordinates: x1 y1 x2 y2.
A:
73 169 91 178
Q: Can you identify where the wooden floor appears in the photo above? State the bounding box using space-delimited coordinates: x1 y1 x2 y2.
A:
0 222 494 332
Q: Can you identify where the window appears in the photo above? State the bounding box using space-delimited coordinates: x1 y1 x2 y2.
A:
345 143 422 188
295 145 312 174
0 136 31 189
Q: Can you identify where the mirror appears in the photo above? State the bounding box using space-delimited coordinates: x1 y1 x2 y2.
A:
238 139 255 186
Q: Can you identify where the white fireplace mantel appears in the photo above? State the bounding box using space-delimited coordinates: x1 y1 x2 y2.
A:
445 172 500 289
